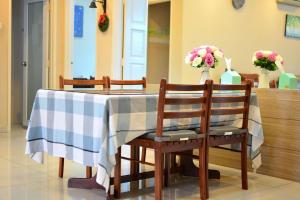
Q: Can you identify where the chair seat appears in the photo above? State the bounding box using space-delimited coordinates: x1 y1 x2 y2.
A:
141 129 204 142
209 125 247 136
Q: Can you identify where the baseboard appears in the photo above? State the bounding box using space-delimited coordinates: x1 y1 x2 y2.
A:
0 127 8 133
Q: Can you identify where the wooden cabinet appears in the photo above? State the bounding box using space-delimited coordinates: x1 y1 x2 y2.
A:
209 88 300 182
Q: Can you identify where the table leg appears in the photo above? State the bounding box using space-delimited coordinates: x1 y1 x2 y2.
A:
179 150 220 179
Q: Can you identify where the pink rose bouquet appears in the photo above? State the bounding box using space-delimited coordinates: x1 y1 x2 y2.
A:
252 50 283 71
185 45 224 69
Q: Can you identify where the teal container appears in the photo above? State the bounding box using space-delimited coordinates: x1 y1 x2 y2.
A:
221 71 241 85
279 73 297 89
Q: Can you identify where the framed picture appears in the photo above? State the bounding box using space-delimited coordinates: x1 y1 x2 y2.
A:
74 5 84 38
285 14 300 39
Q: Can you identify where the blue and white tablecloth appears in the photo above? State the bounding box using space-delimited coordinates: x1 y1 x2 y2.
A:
25 89 264 192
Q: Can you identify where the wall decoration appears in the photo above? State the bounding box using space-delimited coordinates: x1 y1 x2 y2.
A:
89 0 109 32
98 13 109 32
285 14 300 39
232 0 245 9
74 5 84 37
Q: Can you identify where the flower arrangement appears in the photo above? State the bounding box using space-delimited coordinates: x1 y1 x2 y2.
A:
252 50 283 71
185 45 224 69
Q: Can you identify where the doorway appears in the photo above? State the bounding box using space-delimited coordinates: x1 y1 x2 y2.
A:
11 0 49 126
147 1 170 84
65 0 97 80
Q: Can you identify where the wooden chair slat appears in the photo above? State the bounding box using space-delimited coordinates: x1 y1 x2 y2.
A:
108 77 146 89
165 84 206 91
165 97 206 105
212 96 246 103
63 79 106 86
213 84 247 90
164 111 205 119
211 108 245 115
59 75 109 89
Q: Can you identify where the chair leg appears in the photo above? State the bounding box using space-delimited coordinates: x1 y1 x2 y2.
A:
164 153 171 187
155 150 164 200
205 139 209 198
141 147 147 162
199 140 208 200
130 146 140 178
114 147 121 198
241 135 248 190
86 167 92 178
58 157 64 178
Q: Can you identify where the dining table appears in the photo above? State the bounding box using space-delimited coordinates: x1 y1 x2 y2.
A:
25 86 264 196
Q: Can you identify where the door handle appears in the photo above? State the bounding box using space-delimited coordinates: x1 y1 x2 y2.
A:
22 61 27 67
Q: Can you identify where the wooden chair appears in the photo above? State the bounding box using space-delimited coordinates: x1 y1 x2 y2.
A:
106 77 149 163
174 81 252 198
106 76 146 89
58 75 109 179
202 81 252 198
239 73 259 87
114 79 213 200
269 80 278 88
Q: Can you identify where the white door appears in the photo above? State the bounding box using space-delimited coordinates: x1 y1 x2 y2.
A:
123 0 148 84
23 0 49 126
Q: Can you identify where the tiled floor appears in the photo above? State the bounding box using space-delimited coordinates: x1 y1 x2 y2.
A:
0 127 300 200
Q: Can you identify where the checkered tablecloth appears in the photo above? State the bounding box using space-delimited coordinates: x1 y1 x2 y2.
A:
25 89 264 192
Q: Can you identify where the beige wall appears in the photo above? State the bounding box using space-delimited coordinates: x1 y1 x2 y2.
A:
0 0 11 131
51 1 66 89
170 0 300 84
96 2 115 79
169 0 183 83
147 2 170 84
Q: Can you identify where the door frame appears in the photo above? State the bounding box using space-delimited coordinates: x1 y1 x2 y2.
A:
64 0 74 80
22 0 50 126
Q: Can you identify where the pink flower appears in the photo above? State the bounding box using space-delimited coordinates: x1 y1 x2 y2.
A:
255 52 264 59
206 47 212 54
205 53 214 67
190 53 198 62
268 53 277 62
281 60 284 65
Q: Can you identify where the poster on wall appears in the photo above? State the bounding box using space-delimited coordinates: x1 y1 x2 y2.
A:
285 14 300 39
74 5 84 38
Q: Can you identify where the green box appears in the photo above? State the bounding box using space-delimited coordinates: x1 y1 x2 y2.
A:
279 73 297 89
221 71 241 85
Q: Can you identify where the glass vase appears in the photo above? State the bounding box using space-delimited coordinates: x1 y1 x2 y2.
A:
258 68 270 88
200 66 211 84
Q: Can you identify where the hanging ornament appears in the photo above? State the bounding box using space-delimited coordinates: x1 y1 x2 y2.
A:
98 13 109 32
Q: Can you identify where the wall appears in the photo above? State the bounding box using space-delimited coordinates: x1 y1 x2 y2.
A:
169 0 182 83
170 0 300 84
95 1 114 79
48 0 66 89
0 0 11 131
147 2 170 84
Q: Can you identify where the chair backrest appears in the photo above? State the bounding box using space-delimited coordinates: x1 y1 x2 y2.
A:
59 75 109 89
239 73 259 87
106 76 146 89
155 79 213 137
211 80 252 129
